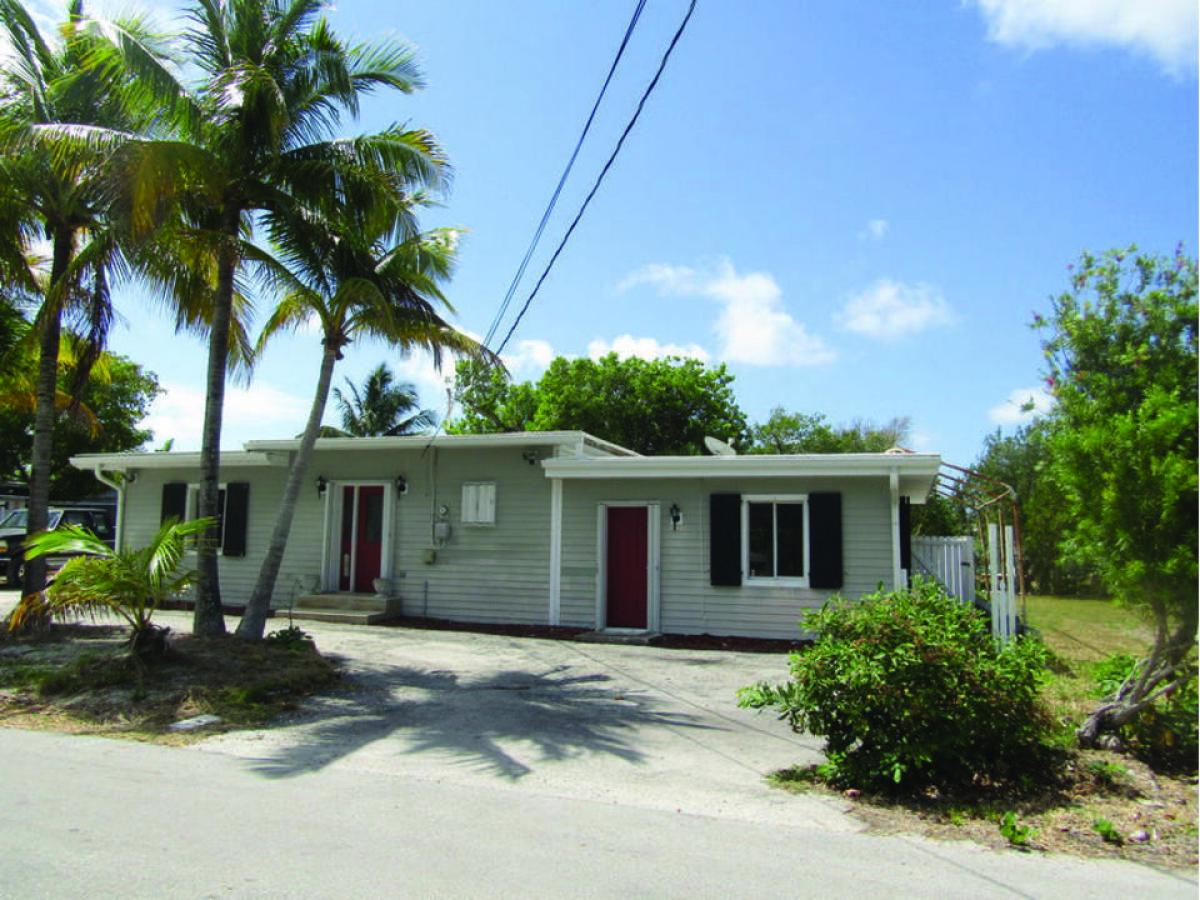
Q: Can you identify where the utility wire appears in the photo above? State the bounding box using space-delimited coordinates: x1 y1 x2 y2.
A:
482 0 647 349
493 0 699 357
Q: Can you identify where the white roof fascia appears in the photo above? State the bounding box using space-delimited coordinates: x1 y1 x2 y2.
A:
540 453 942 497
68 451 283 472
243 430 637 456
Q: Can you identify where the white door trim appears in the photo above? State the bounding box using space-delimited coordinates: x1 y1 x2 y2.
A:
594 502 660 633
323 480 395 592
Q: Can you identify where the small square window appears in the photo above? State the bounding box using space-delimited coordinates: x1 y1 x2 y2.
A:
461 483 496 525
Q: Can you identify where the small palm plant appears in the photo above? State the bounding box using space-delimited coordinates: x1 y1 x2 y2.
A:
12 518 214 657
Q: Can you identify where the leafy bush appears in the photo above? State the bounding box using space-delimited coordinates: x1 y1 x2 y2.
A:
738 578 1056 792
1092 653 1138 699
265 625 316 651
1093 818 1123 845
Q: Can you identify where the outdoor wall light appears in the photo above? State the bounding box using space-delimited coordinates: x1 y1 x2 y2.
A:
316 475 327 498
395 475 408 495
669 503 682 530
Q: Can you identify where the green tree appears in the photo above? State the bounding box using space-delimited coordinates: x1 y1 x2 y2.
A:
0 0 166 597
237 213 484 640
0 337 160 498
111 0 444 635
450 354 749 455
748 407 911 454
1036 247 1197 748
333 363 436 437
973 423 1093 595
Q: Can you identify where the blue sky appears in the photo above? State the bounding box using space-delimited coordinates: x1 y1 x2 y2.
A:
40 0 1199 462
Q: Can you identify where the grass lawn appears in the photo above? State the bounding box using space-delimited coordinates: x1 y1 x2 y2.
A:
768 593 1198 869
0 623 339 743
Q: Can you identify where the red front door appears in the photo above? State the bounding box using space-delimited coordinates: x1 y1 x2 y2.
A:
606 506 648 628
338 485 384 592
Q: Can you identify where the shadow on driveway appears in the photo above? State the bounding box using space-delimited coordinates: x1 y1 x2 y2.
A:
245 661 714 781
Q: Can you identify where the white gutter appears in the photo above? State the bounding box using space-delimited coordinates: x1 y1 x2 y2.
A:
542 453 942 480
90 467 126 552
890 467 903 590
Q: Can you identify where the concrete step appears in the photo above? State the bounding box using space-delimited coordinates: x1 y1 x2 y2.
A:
285 608 396 626
294 593 388 612
574 630 661 646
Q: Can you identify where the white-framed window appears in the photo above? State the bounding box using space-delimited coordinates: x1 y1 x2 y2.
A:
186 484 228 549
461 482 496 526
741 494 809 586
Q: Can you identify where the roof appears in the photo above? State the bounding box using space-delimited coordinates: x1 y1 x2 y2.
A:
69 431 639 471
541 451 943 499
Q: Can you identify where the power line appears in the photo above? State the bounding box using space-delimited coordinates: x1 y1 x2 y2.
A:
493 0 699 357
482 0 648 349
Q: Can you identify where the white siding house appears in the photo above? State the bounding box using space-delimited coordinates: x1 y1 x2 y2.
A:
71 432 940 640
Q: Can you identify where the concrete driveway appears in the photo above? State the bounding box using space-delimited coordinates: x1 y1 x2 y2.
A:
178 610 849 831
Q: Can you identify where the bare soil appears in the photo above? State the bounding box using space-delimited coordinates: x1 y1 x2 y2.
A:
0 622 339 743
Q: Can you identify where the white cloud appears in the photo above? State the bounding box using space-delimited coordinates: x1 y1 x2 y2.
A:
619 259 837 367
142 381 312 450
972 0 1198 75
587 334 709 362
501 338 556 377
987 386 1054 425
860 218 889 240
836 279 954 341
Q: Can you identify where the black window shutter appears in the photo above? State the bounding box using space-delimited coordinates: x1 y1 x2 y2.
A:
709 493 742 586
222 482 250 557
161 482 187 524
899 496 912 575
808 492 843 589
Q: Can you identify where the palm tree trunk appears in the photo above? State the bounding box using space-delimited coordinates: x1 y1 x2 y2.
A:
236 340 340 640
23 228 73 601
193 211 240 637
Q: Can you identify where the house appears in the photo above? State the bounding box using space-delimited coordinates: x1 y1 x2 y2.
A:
69 432 941 640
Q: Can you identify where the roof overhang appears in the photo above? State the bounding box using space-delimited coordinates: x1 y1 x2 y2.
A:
541 453 943 500
243 431 638 457
68 451 288 472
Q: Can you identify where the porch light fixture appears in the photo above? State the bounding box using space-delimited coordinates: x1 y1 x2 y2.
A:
316 476 327 498
669 503 682 530
395 475 408 495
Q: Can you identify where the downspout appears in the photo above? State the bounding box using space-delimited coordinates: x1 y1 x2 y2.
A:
92 467 126 552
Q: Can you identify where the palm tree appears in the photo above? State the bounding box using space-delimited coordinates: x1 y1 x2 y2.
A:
17 517 213 657
235 211 488 640
334 363 437 437
107 0 446 635
0 0 166 601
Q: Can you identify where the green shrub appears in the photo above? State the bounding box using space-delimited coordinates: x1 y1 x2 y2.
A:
998 811 1035 848
738 578 1056 792
1093 818 1123 845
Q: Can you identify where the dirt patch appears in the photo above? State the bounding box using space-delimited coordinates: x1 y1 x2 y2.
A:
649 633 806 653
770 751 1198 869
0 623 339 742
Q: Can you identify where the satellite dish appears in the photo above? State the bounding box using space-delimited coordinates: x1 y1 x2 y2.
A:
704 436 737 457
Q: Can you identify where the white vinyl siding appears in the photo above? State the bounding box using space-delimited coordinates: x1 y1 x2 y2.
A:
558 476 893 640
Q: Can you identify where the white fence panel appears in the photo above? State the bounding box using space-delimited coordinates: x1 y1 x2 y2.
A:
986 523 1019 642
911 536 974 603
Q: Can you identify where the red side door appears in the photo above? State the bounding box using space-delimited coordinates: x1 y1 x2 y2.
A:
339 485 385 593
354 486 384 592
606 506 648 628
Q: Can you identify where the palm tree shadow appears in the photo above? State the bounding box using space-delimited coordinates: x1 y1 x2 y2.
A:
246 662 714 780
